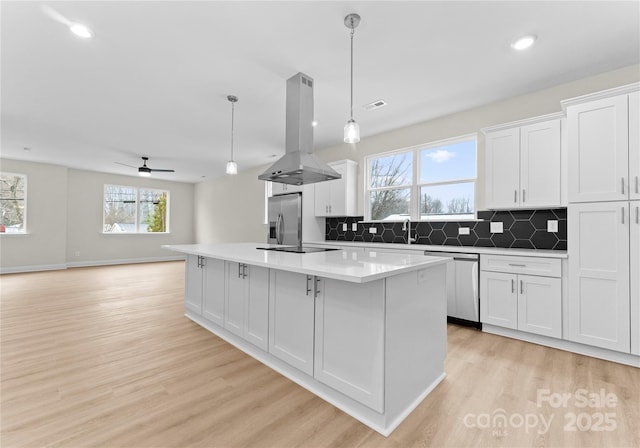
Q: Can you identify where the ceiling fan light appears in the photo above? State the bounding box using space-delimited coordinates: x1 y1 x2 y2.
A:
138 170 151 177
511 35 536 50
70 23 92 38
226 160 238 175
344 120 360 143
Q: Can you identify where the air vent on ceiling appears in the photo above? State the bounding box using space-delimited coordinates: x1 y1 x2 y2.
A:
364 99 387 111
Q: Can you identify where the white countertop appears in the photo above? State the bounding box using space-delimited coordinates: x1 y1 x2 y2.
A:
163 242 450 283
305 241 569 259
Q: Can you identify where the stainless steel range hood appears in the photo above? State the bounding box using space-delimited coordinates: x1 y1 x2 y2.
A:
258 73 341 186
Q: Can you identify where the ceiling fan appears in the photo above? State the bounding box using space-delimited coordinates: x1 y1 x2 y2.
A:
115 157 175 177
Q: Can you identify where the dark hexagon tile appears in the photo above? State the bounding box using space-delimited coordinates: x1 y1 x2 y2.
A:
344 230 356 241
551 208 567 220
391 235 406 244
510 209 534 221
531 230 559 250
381 229 395 243
475 238 495 247
362 231 374 242
459 232 479 247
530 210 556 230
477 210 494 220
372 234 384 243
557 219 567 241
491 232 515 248
511 239 535 249
326 218 340 231
416 222 432 238
443 222 460 238
430 221 446 230
328 229 339 240
510 220 535 239
473 221 491 239
492 211 514 229
444 238 462 247
554 240 567 250
429 229 446 245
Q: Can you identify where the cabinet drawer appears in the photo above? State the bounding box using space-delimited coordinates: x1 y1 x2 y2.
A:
481 255 561 277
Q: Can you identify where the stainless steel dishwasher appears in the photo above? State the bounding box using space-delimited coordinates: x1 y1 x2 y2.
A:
424 251 480 328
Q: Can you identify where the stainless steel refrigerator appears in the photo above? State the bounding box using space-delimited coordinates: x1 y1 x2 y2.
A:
267 192 302 246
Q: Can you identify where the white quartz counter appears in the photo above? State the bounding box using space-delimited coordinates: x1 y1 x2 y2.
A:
305 240 569 259
163 242 449 283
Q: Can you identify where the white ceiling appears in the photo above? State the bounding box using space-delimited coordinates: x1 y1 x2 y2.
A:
2 1 639 183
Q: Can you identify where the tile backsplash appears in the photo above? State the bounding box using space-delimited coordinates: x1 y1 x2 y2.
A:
325 209 567 250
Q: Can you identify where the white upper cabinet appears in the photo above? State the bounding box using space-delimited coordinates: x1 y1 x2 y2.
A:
314 160 358 217
270 182 302 196
484 115 562 209
563 84 640 203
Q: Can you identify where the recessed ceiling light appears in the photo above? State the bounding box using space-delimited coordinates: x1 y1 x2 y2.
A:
70 23 92 38
312 121 318 127
511 35 536 51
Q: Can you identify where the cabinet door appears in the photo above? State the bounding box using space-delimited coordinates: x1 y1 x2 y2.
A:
517 275 561 338
520 119 561 207
480 271 517 329
630 201 640 355
314 278 384 412
271 182 301 196
629 92 640 201
245 265 269 351
202 258 226 326
568 202 630 352
328 163 346 216
568 95 629 202
269 270 315 375
225 262 246 338
314 179 332 216
184 255 203 315
485 128 521 208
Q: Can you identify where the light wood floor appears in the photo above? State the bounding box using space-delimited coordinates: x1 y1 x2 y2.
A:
1 261 638 448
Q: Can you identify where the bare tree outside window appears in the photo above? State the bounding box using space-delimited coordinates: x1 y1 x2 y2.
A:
0 173 26 233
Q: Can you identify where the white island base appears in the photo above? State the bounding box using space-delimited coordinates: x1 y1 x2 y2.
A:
166 244 448 436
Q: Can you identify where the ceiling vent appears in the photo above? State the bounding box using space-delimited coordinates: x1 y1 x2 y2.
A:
364 99 388 111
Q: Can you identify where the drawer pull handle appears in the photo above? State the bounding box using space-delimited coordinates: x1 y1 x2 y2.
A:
306 275 312 296
508 263 526 267
511 279 515 293
636 176 639 194
514 190 518 203
520 280 524 294
636 206 639 225
522 189 526 203
622 206 625 225
622 177 625 195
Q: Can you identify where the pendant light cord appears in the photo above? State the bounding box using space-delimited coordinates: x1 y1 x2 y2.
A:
230 100 235 161
349 24 355 120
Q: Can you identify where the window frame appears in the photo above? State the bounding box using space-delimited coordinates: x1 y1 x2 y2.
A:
0 172 27 234
364 133 477 221
102 184 170 234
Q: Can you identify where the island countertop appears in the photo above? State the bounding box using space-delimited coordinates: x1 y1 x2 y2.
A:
163 242 449 283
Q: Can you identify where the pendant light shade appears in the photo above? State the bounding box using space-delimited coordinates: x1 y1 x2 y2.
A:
344 13 361 144
226 95 238 175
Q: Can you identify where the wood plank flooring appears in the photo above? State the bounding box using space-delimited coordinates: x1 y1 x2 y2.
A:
1 261 638 447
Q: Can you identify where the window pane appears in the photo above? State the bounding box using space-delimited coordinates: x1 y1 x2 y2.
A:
369 188 411 220
103 186 136 232
420 139 476 183
140 190 168 233
369 152 412 188
419 182 475 218
0 174 26 233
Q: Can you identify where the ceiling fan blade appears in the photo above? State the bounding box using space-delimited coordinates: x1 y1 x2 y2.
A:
149 169 175 172
114 162 138 169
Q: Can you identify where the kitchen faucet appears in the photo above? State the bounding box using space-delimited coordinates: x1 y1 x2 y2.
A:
403 217 417 245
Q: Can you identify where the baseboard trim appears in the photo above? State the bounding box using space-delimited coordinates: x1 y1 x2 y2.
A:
483 324 640 368
1 256 185 274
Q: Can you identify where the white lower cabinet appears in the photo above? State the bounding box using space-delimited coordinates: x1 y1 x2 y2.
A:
314 278 385 412
268 270 315 375
480 255 562 338
184 255 204 315
225 262 269 351
568 202 631 353
202 258 226 326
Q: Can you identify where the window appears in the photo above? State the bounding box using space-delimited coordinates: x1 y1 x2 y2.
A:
366 135 477 221
103 185 169 233
0 173 26 233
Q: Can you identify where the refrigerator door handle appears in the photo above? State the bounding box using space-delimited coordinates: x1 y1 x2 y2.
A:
276 213 283 245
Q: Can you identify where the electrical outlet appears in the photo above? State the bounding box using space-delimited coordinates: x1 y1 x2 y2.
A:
352 223 358 231
490 222 504 233
547 220 559 232
458 227 470 235
74 251 80 257
342 223 348 231
369 227 377 234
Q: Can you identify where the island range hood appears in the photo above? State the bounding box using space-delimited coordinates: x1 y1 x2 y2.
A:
258 73 341 185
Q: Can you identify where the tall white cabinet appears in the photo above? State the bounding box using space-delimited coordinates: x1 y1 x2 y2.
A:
483 115 563 209
563 84 640 354
314 159 358 217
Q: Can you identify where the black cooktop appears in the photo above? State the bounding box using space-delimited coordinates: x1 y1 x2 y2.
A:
257 246 340 254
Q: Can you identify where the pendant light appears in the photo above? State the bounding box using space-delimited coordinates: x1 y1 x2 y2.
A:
344 13 361 144
226 95 238 175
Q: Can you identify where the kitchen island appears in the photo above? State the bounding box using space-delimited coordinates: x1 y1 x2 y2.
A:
163 243 449 436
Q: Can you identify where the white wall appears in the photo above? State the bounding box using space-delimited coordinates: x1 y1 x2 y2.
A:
193 64 640 243
0 159 195 273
